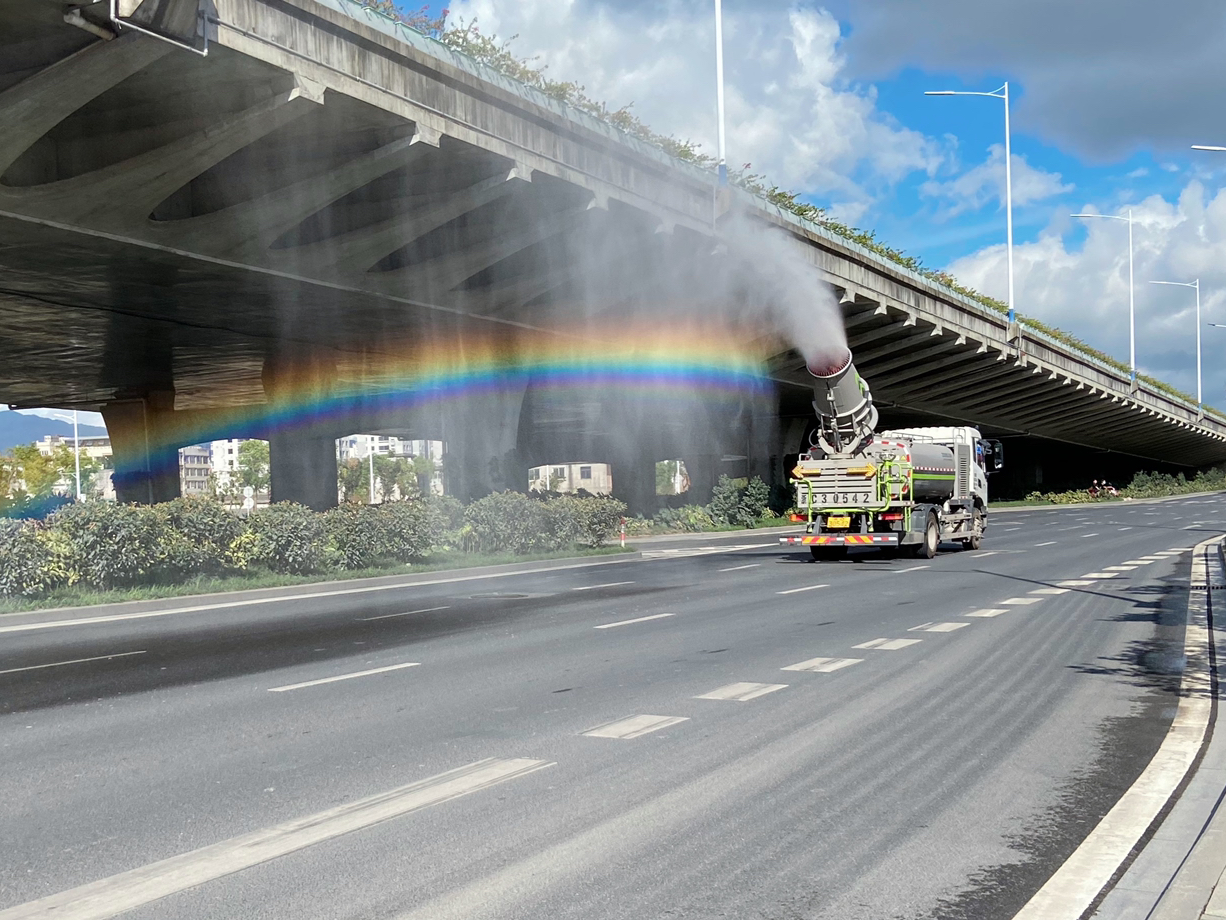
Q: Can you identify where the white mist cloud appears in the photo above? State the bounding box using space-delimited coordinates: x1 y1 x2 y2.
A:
921 144 1073 218
946 180 1226 404
446 0 944 216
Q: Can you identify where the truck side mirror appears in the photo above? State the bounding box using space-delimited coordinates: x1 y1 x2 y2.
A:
988 440 1004 472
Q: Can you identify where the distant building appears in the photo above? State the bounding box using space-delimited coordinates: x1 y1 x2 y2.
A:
179 445 211 495
528 461 612 495
35 433 112 461
337 435 445 495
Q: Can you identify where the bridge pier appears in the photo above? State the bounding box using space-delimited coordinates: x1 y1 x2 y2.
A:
610 453 658 518
262 351 339 510
102 394 181 504
445 385 530 501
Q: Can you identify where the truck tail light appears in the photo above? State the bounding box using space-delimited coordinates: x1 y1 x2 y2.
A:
789 513 807 523
877 512 903 521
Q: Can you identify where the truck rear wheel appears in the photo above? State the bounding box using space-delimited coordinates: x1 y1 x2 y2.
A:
912 512 939 559
810 545 847 561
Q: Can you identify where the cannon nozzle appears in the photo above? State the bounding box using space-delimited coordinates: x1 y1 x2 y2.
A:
807 348 877 456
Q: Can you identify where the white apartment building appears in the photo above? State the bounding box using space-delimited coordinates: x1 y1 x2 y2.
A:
180 444 211 495
528 461 612 495
337 435 445 495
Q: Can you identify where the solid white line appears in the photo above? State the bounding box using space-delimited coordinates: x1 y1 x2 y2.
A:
776 583 829 595
695 682 787 702
1034 541 1058 547
268 662 419 692
0 757 553 920
360 606 451 622
1011 536 1220 919
896 564 931 572
0 650 146 677
583 714 688 739
718 563 761 572
781 656 862 673
0 557 640 635
593 613 673 630
571 581 634 591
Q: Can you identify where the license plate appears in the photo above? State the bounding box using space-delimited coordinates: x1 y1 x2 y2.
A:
812 491 872 505
826 515 851 529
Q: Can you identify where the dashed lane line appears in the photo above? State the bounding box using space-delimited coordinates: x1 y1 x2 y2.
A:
853 638 922 650
1035 541 1058 547
914 622 968 633
0 758 554 920
964 608 1008 618
1030 587 1070 595
1082 572 1121 579
1057 580 1097 587
1001 597 1043 606
782 657 862 673
1104 565 1137 572
583 715 688 739
593 613 674 630
360 606 451 622
1081 533 1100 538
777 584 830 595
1123 559 1155 565
0 650 146 677
268 662 420 692
571 582 634 591
718 563 761 572
896 564 931 572
695 682 787 702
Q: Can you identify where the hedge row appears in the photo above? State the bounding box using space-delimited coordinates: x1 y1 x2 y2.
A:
1024 469 1226 504
0 491 628 598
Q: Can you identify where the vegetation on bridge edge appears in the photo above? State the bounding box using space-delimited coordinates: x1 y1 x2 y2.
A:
370 5 1217 419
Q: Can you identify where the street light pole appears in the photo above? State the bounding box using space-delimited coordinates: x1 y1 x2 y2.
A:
1150 279 1202 416
72 409 82 500
1071 209 1137 387
925 83 1015 322
368 435 375 505
714 0 727 188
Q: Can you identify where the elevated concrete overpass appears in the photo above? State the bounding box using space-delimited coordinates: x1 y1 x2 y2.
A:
1 0 1223 509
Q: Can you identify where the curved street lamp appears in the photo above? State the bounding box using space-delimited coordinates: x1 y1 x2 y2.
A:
1150 279 1202 417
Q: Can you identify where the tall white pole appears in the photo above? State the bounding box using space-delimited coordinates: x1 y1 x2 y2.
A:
72 409 82 500
714 0 727 187
1127 208 1136 385
1003 82 1015 323
1196 278 1202 412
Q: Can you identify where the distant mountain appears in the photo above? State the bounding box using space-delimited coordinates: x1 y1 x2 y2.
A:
0 411 107 452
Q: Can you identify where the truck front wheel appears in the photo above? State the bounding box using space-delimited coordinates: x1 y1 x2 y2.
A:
912 512 939 559
962 508 983 551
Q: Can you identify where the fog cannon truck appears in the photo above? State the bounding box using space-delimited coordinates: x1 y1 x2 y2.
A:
780 349 1004 560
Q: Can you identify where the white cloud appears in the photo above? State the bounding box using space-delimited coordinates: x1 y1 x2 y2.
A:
946 181 1226 404
446 0 944 215
921 144 1072 218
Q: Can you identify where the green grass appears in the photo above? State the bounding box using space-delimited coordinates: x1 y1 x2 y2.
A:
0 546 634 615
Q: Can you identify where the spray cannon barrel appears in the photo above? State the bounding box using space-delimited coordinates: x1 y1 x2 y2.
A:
807 348 879 456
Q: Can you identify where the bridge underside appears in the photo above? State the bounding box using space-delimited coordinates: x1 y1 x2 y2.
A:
2 0 1223 509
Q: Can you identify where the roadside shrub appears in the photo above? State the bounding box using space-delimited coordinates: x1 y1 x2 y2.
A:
46 501 165 589
0 519 61 597
655 505 716 532
324 503 392 570
157 496 245 576
568 496 627 546
233 502 326 574
381 499 434 562
707 475 770 527
425 494 465 549
464 491 546 554
539 496 582 550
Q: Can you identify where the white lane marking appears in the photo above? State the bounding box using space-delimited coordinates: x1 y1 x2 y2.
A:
695 682 787 702
1081 533 1100 538
1122 559 1154 565
1012 536 1220 920
1030 587 1070 595
969 551 999 557
572 581 634 591
1104 565 1137 572
776 583 830 595
1082 572 1121 579
0 650 146 677
918 622 968 633
895 564 931 572
1034 541 1058 547
853 638 922 650
583 714 688 739
964 608 1007 618
1057 580 1097 587
908 621 934 631
1118 527 1133 531
1000 597 1043 606
782 657 862 673
0 556 643 635
0 757 553 920
268 662 419 692
641 542 778 559
1003 527 1021 531
360 606 451 622
718 563 761 572
593 613 674 630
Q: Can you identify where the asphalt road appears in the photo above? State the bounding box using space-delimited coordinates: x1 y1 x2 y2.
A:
1 497 1222 920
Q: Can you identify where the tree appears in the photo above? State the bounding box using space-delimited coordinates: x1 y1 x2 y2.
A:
411 453 436 495
236 440 270 495
374 455 416 500
337 458 368 504
10 445 61 497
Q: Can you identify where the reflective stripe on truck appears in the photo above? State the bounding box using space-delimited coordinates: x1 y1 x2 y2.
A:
780 534 899 546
